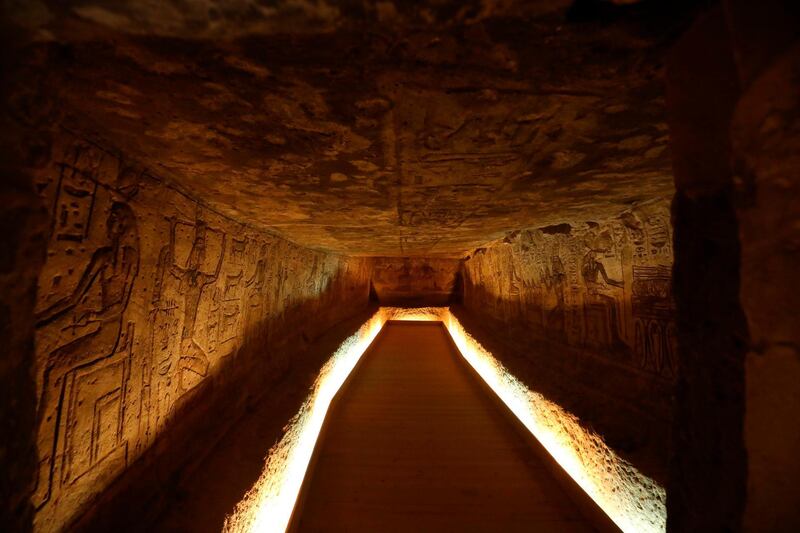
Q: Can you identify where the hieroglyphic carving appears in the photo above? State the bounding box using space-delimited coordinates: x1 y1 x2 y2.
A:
371 257 459 305
399 205 467 230
230 237 247 264
398 91 544 185
623 206 675 376
150 217 225 429
52 163 98 242
581 237 625 352
221 269 243 344
34 191 140 509
538 254 568 340
632 265 676 377
31 137 373 531
60 322 134 487
244 242 269 330
399 234 441 253
462 198 675 378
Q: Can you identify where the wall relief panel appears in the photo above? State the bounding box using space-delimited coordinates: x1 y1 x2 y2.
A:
462 197 676 380
371 257 460 306
459 197 676 482
30 134 372 531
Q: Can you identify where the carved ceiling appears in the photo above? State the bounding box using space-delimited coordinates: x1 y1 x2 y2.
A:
17 0 699 256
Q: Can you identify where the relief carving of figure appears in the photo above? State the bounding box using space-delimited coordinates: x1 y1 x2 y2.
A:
34 202 139 505
175 221 225 392
582 250 623 291
632 265 677 377
620 211 647 258
543 254 568 337
581 246 626 351
245 243 268 306
239 242 269 343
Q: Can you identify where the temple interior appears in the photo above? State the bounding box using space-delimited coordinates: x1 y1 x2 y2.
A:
1 1 799 532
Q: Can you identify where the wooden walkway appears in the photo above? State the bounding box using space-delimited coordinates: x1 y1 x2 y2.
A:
291 321 595 532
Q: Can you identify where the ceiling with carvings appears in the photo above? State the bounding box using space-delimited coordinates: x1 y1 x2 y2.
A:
11 0 701 256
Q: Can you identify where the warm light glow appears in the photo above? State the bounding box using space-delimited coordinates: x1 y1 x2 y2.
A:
225 307 666 533
437 309 667 533
223 309 390 533
383 306 444 322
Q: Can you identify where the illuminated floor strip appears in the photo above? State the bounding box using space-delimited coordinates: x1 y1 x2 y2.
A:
223 309 389 533
437 310 666 533
224 307 666 533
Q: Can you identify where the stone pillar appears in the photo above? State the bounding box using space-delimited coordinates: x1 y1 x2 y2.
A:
667 2 800 530
733 44 800 530
726 1 800 526
665 6 748 531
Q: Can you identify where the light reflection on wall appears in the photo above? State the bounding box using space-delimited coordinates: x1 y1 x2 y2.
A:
224 307 666 533
223 308 390 533
437 309 667 533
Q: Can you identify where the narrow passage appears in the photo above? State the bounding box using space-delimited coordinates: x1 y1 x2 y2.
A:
292 321 593 532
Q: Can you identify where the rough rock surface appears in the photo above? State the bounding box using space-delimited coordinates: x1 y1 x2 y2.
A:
4 0 693 256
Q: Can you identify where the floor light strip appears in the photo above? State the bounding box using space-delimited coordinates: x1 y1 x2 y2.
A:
224 309 389 533
439 309 667 533
225 307 666 533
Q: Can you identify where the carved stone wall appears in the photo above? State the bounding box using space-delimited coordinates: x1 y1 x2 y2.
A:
463 198 675 377
459 197 675 481
29 134 372 531
370 257 461 306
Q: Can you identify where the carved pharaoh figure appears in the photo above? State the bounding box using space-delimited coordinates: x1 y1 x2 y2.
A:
151 218 226 409
174 221 225 393
245 242 269 314
239 243 269 340
543 254 568 337
34 202 139 505
581 245 626 351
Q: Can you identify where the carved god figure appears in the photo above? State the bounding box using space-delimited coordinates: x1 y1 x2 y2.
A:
34 202 139 505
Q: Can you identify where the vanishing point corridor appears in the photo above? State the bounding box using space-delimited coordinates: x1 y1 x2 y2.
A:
293 322 592 532
3 2 798 532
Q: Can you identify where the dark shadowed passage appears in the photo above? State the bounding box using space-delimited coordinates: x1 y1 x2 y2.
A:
292 321 593 532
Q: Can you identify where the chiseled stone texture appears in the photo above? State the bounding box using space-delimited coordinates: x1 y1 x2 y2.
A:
459 197 675 482
371 257 461 306
3 0 695 256
28 133 372 531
